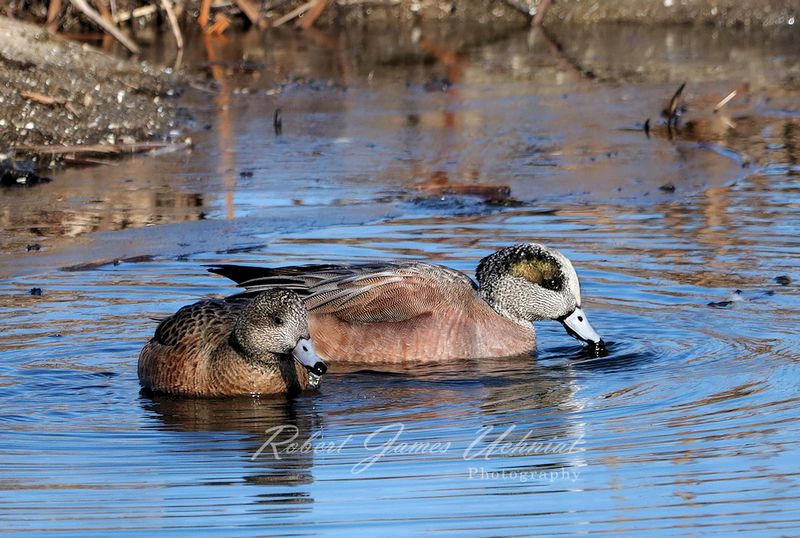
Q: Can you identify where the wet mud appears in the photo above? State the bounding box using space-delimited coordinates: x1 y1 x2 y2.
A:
0 17 184 167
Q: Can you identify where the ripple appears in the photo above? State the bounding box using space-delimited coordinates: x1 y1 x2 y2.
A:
2 35 800 532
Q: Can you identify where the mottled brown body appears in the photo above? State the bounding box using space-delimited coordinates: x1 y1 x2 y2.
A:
138 299 310 397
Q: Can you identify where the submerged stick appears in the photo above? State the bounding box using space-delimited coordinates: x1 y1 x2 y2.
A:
69 0 140 53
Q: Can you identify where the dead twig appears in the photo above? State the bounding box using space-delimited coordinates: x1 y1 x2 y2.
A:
112 4 158 23
46 0 61 32
68 0 140 53
159 0 184 49
665 82 686 125
92 0 113 21
273 0 316 28
205 15 230 34
19 90 85 121
64 102 80 116
14 140 191 156
198 0 212 27
532 0 550 26
713 90 737 113
64 157 119 166
20 91 60 105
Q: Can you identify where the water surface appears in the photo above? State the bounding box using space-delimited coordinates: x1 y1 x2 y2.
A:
1 23 799 534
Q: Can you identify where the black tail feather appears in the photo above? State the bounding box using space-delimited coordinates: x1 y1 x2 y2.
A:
207 264 277 286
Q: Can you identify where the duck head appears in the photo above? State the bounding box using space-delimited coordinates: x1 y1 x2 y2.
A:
476 243 604 351
233 289 328 377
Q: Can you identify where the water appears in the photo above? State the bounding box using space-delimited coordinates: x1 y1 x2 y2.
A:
1 23 799 534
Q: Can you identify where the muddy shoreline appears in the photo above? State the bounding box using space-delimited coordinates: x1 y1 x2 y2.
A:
1 0 797 167
0 17 185 173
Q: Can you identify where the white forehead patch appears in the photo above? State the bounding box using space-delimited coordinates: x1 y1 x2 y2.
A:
549 248 582 306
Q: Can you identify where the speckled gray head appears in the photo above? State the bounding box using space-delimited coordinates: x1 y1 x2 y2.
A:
476 243 604 349
234 289 327 376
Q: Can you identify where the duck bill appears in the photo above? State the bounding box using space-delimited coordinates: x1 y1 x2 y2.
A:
292 337 328 377
560 307 605 350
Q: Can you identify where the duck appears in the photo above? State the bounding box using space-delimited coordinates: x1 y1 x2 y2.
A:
138 289 328 397
208 243 603 365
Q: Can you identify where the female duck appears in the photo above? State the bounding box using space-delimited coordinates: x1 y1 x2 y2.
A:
138 289 327 397
209 243 604 364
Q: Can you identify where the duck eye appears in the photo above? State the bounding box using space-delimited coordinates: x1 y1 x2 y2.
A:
272 316 283 325
541 278 559 290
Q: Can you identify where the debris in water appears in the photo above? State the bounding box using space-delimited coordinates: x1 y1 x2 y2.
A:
708 289 742 308
14 141 191 159
1 159 52 187
708 299 734 308
29 287 43 296
708 288 776 308
274 108 283 136
663 82 686 130
659 182 676 193
26 244 42 252
775 275 792 286
713 90 737 113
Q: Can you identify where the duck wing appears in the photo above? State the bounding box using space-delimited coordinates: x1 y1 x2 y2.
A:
209 262 477 324
153 299 242 346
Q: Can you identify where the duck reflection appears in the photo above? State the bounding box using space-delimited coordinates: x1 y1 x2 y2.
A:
140 391 323 492
139 349 593 490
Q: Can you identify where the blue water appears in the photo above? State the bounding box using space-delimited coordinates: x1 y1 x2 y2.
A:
1 24 799 535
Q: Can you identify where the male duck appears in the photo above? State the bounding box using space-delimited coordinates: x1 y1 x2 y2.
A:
138 289 327 397
209 244 604 364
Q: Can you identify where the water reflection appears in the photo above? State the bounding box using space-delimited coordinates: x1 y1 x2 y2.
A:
3 24 798 273
142 393 321 490
138 354 589 491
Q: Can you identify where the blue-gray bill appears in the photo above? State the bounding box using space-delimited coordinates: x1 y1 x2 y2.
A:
560 307 606 354
292 337 328 379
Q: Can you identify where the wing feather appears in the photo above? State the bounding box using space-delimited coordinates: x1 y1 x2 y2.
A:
209 262 475 323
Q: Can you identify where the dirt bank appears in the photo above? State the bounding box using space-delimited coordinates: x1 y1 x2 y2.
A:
0 16 184 170
540 0 798 27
